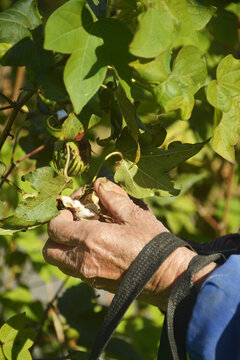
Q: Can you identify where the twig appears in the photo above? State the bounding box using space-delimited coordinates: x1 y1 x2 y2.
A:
0 144 45 189
30 277 69 354
17 144 45 163
12 67 25 101
0 92 15 106
0 105 13 111
188 194 220 233
0 89 35 150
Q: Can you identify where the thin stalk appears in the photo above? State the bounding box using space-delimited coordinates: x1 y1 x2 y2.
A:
17 144 45 163
131 78 152 92
64 143 71 180
91 151 123 183
0 89 35 151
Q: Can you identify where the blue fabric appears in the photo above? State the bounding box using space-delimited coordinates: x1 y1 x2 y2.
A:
186 255 240 360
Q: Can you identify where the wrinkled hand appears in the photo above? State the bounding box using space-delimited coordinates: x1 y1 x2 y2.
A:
43 178 217 310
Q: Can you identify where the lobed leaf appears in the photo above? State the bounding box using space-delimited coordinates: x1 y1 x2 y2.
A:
45 2 134 112
152 46 207 120
63 33 107 114
44 0 92 54
0 314 35 360
0 0 41 56
0 167 72 232
114 130 207 198
129 7 175 58
207 55 240 162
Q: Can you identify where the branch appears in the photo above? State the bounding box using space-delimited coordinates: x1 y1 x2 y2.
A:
0 89 35 150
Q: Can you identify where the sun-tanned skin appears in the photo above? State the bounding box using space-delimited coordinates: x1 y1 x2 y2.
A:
43 178 218 311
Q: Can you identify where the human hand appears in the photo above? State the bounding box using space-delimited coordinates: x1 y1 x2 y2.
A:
43 178 217 310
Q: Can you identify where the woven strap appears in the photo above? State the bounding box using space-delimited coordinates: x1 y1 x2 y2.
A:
89 232 193 360
158 253 225 360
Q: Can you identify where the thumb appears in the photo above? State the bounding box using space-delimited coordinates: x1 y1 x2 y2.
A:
94 178 134 223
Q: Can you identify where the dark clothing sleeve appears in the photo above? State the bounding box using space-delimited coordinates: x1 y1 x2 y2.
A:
186 255 240 360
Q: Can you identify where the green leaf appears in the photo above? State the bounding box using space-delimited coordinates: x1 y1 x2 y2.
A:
130 51 171 85
0 0 54 76
153 46 207 120
64 33 107 114
129 7 175 58
156 0 215 41
0 0 41 56
172 46 207 92
44 0 93 54
0 314 35 360
45 0 108 113
114 130 207 198
186 0 216 31
207 55 240 162
0 167 72 231
45 3 134 111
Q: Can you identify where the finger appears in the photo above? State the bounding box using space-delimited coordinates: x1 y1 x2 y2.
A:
70 187 85 200
42 239 74 266
94 178 135 223
48 209 100 245
94 178 129 198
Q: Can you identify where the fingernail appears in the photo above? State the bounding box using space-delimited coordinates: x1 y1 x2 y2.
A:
99 177 113 191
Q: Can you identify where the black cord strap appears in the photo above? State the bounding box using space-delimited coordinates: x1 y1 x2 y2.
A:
159 253 225 360
89 232 193 360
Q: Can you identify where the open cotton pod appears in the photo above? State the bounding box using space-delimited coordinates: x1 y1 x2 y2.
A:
57 186 113 222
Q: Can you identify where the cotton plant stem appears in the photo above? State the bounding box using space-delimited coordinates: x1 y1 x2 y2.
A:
106 0 112 17
0 89 35 151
